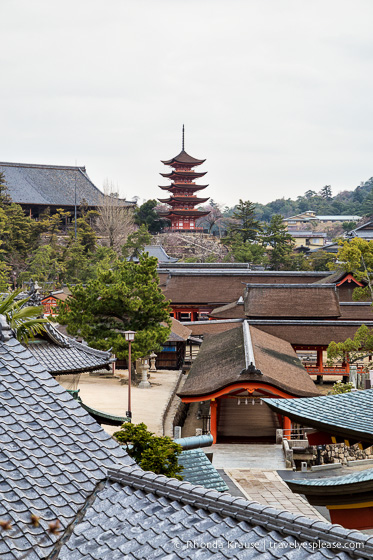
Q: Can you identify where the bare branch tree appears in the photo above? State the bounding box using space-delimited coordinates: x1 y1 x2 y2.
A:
196 203 230 237
94 180 135 254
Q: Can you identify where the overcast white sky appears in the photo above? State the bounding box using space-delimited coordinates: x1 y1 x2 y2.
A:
2 0 373 206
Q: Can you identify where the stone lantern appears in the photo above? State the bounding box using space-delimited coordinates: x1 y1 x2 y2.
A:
139 357 151 389
149 352 157 372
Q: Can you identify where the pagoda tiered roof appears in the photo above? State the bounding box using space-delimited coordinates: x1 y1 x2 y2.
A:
158 184 208 191
158 209 210 217
158 196 209 205
160 170 207 180
161 149 205 166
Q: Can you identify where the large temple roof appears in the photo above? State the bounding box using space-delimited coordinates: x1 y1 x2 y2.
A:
0 162 135 208
178 322 320 399
0 161 104 206
161 149 205 166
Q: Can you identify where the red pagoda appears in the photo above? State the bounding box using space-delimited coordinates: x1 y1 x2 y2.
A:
158 127 210 232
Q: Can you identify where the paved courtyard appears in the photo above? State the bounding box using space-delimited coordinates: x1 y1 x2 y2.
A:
57 369 179 436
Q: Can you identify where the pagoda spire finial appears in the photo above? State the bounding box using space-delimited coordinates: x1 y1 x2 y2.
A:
182 124 185 151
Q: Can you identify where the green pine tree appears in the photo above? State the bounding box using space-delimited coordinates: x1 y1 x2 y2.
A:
261 215 295 270
227 200 262 243
0 172 12 207
58 254 172 361
113 422 183 479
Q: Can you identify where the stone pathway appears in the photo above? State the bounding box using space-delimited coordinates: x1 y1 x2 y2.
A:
226 469 325 521
204 444 287 470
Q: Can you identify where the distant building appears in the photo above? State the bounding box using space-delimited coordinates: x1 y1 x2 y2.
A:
41 287 71 316
0 161 135 218
347 220 373 241
129 245 178 264
290 230 327 251
283 210 361 231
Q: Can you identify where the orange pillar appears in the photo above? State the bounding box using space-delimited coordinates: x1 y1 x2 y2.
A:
316 348 324 371
210 400 218 444
283 416 291 440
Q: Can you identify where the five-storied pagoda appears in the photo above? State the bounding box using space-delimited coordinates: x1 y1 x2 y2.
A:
158 126 210 231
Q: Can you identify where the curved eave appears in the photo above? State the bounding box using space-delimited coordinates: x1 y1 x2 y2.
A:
50 363 111 376
159 210 210 217
160 171 207 179
178 378 319 401
263 399 373 445
81 402 129 426
158 184 209 191
286 478 373 507
158 197 210 205
161 151 205 166
287 478 373 496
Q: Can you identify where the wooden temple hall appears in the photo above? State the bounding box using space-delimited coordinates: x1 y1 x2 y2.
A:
157 126 210 232
171 268 373 443
163 267 373 382
178 322 320 443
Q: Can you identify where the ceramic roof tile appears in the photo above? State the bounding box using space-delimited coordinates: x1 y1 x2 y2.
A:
0 319 133 560
58 467 373 559
0 162 104 206
178 449 229 492
263 389 373 444
26 323 113 375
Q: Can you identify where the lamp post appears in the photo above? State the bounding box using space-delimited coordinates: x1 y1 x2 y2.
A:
124 330 136 420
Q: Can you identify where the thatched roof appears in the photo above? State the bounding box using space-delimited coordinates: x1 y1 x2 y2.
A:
159 271 333 306
178 322 320 399
168 317 192 341
209 299 245 319
248 320 373 346
244 284 340 318
161 274 252 305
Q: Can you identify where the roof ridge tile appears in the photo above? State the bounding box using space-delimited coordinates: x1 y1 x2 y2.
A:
105 465 373 556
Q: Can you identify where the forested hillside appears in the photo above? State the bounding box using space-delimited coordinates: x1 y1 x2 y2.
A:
254 177 373 221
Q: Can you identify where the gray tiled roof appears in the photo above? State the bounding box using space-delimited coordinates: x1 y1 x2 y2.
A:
1 316 373 558
288 468 373 488
26 323 113 375
263 390 373 444
143 245 179 263
59 466 373 559
178 449 229 492
0 162 105 206
0 317 133 560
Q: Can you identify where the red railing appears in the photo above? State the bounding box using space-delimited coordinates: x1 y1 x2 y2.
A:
304 365 364 376
163 227 205 233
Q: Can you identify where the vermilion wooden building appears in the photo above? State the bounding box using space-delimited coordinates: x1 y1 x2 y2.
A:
266 391 373 529
178 322 320 443
158 127 210 231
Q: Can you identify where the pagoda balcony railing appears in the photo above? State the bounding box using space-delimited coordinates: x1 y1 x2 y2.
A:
163 227 206 233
